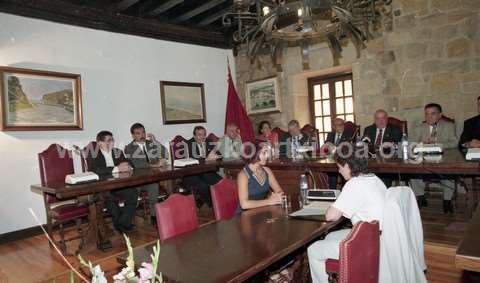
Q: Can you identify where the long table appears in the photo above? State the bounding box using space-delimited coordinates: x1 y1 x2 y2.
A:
456 201 480 272
117 206 342 283
31 163 219 250
223 149 480 216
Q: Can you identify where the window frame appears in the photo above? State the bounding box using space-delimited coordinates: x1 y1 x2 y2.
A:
307 73 355 144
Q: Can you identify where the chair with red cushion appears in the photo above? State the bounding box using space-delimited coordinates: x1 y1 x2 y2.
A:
325 221 380 283
169 135 189 161
207 133 220 143
272 127 288 141
210 178 239 221
38 144 89 255
344 121 361 140
388 117 407 135
155 194 198 242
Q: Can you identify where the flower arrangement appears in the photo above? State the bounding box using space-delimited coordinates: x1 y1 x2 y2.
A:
29 208 163 283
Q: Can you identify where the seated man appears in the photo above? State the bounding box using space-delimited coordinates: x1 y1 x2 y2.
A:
184 126 222 208
323 118 353 189
124 123 167 224
308 149 387 283
410 103 458 213
87 131 138 233
459 96 480 149
216 123 243 159
362 109 402 153
280 119 311 158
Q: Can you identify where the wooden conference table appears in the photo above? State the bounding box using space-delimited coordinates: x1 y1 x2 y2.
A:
31 163 219 249
31 149 479 250
117 206 342 283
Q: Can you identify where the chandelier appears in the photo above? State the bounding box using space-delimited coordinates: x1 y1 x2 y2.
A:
223 0 393 70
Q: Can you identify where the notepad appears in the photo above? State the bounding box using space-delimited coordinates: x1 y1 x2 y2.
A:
289 201 331 217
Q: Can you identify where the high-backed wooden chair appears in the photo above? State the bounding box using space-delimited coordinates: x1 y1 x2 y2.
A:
207 133 220 143
38 144 89 254
388 117 407 135
344 121 361 140
302 124 320 153
169 135 189 161
325 221 380 283
272 127 288 142
210 178 239 221
155 194 198 242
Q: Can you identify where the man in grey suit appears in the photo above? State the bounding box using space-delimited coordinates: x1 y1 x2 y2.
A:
216 123 243 160
124 123 168 223
410 103 458 213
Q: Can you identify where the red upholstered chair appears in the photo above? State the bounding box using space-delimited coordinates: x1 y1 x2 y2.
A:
155 194 198 242
388 117 407 135
272 127 288 141
302 124 320 154
325 221 380 283
344 121 361 140
38 144 89 254
169 135 188 161
210 178 239 221
207 133 219 143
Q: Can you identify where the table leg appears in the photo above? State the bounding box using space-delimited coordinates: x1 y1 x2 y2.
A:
86 193 112 251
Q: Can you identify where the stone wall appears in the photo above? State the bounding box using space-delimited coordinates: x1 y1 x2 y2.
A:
235 0 480 134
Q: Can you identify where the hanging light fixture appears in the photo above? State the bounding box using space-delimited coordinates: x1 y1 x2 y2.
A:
223 0 393 70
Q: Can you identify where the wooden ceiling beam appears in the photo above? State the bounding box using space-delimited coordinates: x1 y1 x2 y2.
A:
146 0 184 16
0 0 230 48
115 0 141 11
197 6 232 26
174 0 226 23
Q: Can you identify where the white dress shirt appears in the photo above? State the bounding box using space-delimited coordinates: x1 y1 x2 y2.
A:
100 149 119 173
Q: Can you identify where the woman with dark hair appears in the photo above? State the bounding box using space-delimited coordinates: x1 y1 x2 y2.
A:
237 144 284 210
257 120 279 147
307 150 387 283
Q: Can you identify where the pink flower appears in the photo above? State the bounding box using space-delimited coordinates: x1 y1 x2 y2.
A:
137 262 154 282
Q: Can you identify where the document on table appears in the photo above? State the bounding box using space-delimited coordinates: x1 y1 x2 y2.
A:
289 201 332 217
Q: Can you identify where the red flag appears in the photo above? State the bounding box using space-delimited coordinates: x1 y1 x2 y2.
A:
225 64 255 143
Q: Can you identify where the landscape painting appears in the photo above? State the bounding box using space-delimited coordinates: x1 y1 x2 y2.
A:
0 67 83 131
160 81 206 124
245 76 281 115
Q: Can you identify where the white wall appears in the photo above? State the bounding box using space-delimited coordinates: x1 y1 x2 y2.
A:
0 13 235 234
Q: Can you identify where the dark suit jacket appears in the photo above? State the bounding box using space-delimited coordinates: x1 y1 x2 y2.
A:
87 148 128 175
124 140 167 169
325 131 353 145
459 114 480 148
363 124 402 144
186 138 216 161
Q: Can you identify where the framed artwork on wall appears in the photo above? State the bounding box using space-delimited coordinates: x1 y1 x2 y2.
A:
160 81 207 124
0 66 83 131
245 76 281 115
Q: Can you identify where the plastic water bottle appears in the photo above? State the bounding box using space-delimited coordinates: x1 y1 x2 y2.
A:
299 174 309 207
401 132 409 160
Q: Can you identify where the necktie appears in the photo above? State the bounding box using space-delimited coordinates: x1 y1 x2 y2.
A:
431 124 438 142
334 133 341 145
375 129 383 146
142 145 150 163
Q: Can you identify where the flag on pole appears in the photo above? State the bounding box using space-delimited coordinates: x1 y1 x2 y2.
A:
225 61 255 143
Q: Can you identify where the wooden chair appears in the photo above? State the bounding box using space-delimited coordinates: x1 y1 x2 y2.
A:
325 221 380 283
344 121 361 140
169 135 189 161
302 124 320 154
38 144 89 255
155 194 198 242
207 133 220 143
272 127 288 142
210 178 239 221
388 117 407 135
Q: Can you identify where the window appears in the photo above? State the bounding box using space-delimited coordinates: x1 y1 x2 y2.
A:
308 74 355 144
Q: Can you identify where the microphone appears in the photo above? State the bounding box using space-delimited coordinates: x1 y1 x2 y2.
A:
361 136 371 143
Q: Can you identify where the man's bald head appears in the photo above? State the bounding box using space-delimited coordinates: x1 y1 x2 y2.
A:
374 109 388 129
332 118 345 134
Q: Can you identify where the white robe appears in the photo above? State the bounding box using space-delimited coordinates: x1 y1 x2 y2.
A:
379 186 427 283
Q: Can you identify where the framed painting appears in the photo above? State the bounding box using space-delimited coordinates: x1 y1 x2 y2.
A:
160 81 206 124
245 76 281 115
0 66 83 131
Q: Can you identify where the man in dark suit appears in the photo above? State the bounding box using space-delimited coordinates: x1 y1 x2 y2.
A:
362 109 402 153
362 110 402 188
87 131 138 233
324 118 353 189
325 118 353 145
459 96 480 149
124 123 167 224
183 126 222 208
279 120 311 158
